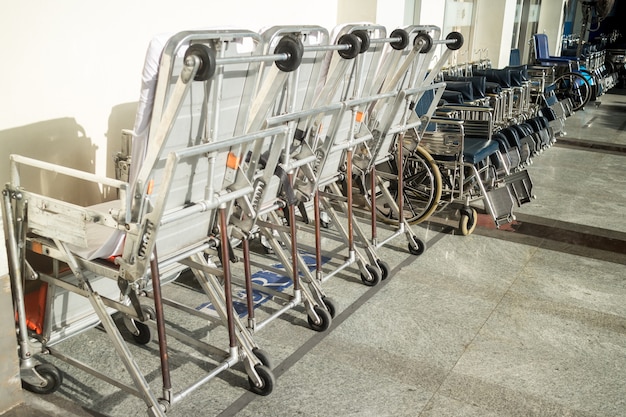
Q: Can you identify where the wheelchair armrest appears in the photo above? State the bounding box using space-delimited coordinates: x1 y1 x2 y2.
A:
434 106 493 140
430 116 464 125
420 117 464 156
436 104 494 117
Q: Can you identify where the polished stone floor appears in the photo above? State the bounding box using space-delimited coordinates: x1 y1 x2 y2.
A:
3 89 626 417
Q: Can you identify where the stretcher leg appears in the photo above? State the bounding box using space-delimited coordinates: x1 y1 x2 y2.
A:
149 250 172 403
90 292 167 416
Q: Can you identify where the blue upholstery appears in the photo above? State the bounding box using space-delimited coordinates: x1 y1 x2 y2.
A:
444 80 475 102
414 89 435 116
474 69 512 88
533 34 578 66
444 75 487 99
500 127 522 149
442 90 465 104
491 132 512 154
463 138 500 165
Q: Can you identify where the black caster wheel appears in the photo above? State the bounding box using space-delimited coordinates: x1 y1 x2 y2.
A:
446 31 464 50
248 364 275 396
360 264 381 287
337 33 362 59
132 321 152 345
307 306 332 332
377 260 390 280
274 35 304 72
414 32 433 53
184 44 217 81
390 29 409 50
408 236 426 256
252 348 274 370
22 364 63 395
352 30 370 53
322 296 337 318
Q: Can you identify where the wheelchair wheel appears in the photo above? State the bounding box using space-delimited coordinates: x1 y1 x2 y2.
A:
363 145 442 225
578 69 601 101
554 72 591 112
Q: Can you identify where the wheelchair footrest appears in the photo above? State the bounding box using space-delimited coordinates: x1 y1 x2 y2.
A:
504 169 534 206
484 186 515 227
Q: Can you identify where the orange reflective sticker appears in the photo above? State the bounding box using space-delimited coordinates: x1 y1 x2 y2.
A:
227 152 240 170
355 111 364 122
147 179 154 195
31 241 43 254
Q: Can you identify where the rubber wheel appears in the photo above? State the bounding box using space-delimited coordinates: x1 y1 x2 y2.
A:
307 306 332 332
184 43 216 81
390 29 409 50
360 264 381 287
554 72 591 112
132 321 152 345
414 32 433 53
274 35 304 72
248 364 275 396
322 296 337 318
446 31 464 51
377 260 390 281
337 33 361 59
252 348 274 370
352 30 370 53
578 69 600 101
364 144 442 225
459 207 478 236
407 236 426 256
22 364 63 395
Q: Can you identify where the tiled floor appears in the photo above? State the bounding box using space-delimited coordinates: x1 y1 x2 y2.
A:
3 89 626 417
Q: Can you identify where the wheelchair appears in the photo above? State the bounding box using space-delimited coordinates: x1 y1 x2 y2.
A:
532 33 593 112
390 76 535 236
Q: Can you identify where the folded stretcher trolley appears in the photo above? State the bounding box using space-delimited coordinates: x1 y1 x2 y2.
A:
291 23 413 287
227 25 343 332
2 29 314 416
361 27 464 234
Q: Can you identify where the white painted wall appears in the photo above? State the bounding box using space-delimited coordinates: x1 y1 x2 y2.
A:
337 0 378 24
472 0 518 68
414 0 446 30
537 0 567 56
376 0 408 30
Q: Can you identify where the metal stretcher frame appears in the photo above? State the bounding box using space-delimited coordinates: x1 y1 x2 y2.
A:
226 25 344 333
280 23 429 288
359 26 465 239
301 23 403 286
2 29 311 416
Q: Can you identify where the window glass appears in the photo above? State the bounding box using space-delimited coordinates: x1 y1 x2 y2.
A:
443 0 476 65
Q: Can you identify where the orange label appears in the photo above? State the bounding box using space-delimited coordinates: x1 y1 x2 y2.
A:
227 152 240 170
31 241 43 254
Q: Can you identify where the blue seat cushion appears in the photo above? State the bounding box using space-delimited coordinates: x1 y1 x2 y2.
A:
463 138 500 165
491 132 511 153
